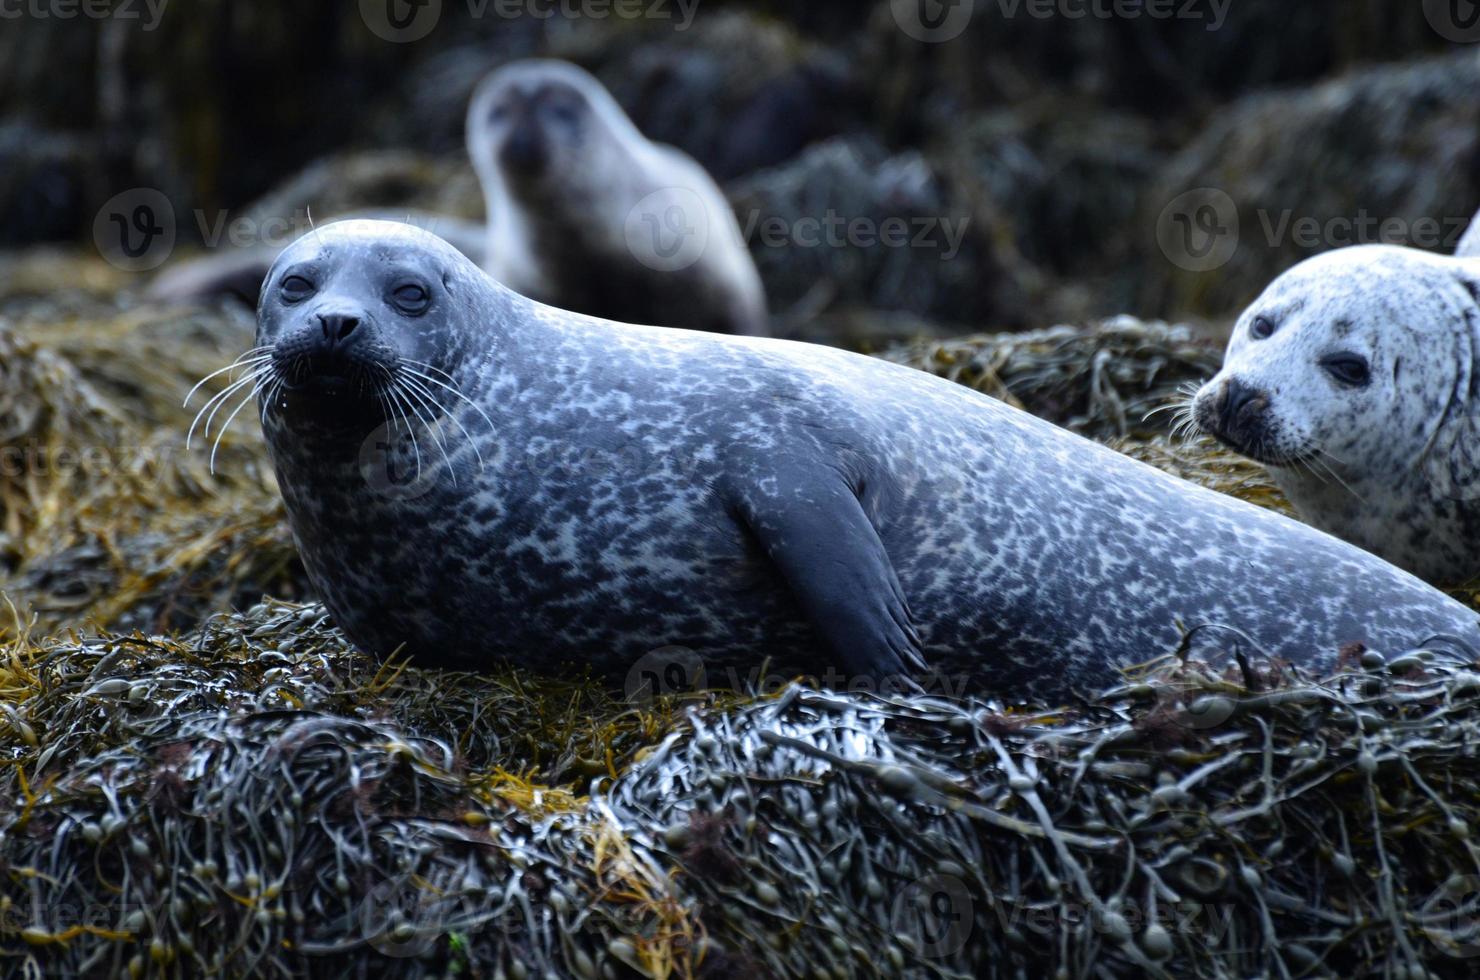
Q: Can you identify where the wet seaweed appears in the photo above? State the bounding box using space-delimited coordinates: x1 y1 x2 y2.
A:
4 601 1480 978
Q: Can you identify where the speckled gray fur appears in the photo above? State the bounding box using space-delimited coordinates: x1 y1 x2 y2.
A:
1194 245 1480 585
257 222 1480 702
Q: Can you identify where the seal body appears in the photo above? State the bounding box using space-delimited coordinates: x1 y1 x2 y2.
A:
1193 245 1480 585
466 60 769 337
255 222 1480 702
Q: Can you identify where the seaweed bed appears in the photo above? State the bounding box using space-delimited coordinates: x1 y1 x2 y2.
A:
4 284 1480 978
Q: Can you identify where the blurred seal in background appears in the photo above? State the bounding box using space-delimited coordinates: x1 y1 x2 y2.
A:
150 60 768 337
467 59 769 336
248 220 1480 701
1193 243 1480 585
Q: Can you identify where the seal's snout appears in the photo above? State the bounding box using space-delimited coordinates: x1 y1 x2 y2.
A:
317 311 361 348
1218 378 1267 434
271 300 390 397
500 122 548 175
1195 376 1274 455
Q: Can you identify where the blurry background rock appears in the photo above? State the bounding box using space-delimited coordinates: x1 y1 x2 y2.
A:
2 1 1473 336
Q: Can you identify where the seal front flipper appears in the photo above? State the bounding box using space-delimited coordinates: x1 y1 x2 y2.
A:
728 467 926 682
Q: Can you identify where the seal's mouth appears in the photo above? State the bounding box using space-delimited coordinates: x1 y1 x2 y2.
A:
279 359 382 397
1192 377 1311 466
1206 428 1316 469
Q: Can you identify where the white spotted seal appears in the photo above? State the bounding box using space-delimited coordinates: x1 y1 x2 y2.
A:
466 59 769 337
245 221 1480 701
1191 244 1480 585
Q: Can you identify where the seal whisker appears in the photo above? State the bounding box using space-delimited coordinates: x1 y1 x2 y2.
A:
183 350 274 408
403 358 458 387
398 373 486 470
188 367 271 450
400 366 497 438
259 374 286 426
1311 451 1364 502
384 383 424 479
209 374 271 474
393 376 457 485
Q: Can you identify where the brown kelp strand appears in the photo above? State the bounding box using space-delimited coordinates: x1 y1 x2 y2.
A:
4 600 1480 978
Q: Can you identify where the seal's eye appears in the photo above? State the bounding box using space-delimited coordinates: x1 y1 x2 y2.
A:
280 275 315 303
1249 316 1276 340
489 102 510 123
543 100 581 125
392 283 431 316
1322 353 1371 387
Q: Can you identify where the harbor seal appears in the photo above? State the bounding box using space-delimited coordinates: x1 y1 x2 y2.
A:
466 59 769 337
151 61 768 338
246 221 1480 701
1191 244 1480 585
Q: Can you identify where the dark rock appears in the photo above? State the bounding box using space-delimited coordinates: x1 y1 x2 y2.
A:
1144 50 1480 318
729 135 1019 330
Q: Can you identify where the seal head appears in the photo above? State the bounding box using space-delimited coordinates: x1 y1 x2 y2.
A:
1192 245 1480 582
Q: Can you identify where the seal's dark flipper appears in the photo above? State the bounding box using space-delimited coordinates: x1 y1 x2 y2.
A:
731 471 926 681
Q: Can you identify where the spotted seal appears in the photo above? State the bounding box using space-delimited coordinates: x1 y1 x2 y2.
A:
466 59 769 337
243 221 1480 701
1191 244 1480 585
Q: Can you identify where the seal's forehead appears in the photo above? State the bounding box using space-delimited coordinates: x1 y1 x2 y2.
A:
476 59 601 101
274 220 457 268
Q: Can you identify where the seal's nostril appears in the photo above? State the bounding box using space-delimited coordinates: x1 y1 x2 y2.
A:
1222 378 1260 425
318 314 361 344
